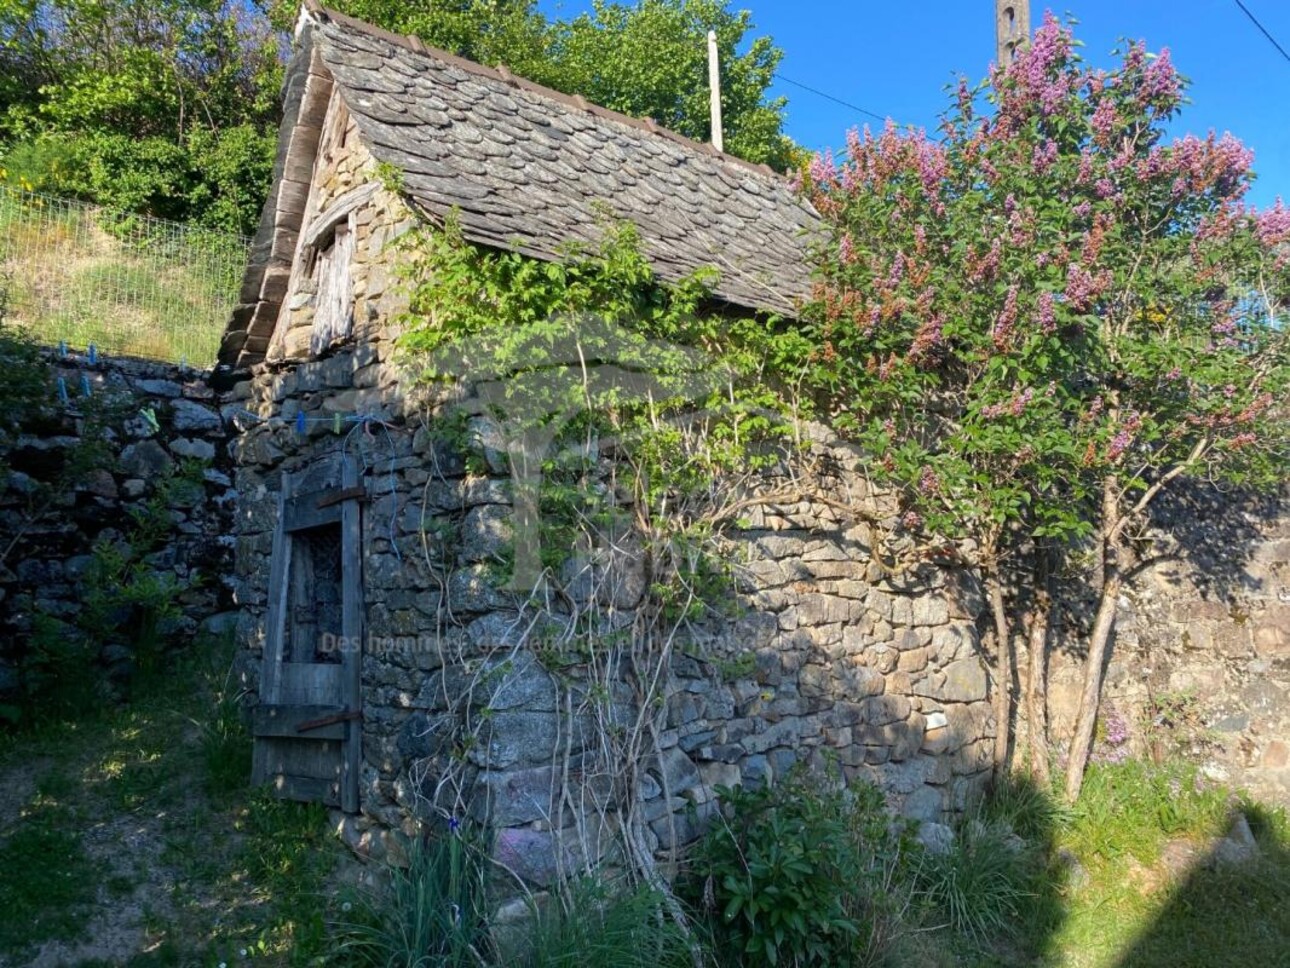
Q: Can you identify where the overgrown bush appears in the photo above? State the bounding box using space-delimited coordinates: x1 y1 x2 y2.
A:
685 767 919 968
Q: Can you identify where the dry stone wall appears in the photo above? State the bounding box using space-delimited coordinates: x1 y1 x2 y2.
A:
231 372 997 878
1044 486 1290 806
0 353 236 701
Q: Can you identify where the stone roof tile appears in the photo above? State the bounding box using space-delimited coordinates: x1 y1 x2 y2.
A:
218 5 822 372
313 8 820 319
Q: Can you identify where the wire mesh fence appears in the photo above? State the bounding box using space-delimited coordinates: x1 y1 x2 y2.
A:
0 185 249 367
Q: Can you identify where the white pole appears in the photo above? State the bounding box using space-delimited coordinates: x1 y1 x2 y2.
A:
707 29 724 152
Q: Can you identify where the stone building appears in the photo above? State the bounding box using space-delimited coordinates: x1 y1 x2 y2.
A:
221 3 995 873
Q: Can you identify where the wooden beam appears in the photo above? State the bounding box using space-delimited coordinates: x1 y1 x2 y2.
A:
302 182 379 250
253 704 347 739
340 456 364 814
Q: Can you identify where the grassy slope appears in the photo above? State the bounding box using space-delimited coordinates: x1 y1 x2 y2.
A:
0 641 347 968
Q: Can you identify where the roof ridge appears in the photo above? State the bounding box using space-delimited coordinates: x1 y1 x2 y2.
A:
305 1 784 181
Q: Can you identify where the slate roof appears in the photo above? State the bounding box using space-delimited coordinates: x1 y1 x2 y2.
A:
219 4 820 372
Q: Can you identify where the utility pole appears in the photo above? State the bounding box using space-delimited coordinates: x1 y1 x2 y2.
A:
995 1 1031 68
707 29 724 152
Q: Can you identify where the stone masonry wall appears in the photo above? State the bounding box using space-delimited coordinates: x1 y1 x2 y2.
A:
228 132 997 880
1044 487 1290 806
0 352 236 700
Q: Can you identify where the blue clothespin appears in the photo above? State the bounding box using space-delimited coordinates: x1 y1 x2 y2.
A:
57 377 69 404
87 344 97 365
179 355 187 374
58 340 67 359
80 374 92 398
295 411 307 435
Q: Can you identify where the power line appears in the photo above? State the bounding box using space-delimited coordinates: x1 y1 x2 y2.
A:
1233 0 1290 64
771 71 890 125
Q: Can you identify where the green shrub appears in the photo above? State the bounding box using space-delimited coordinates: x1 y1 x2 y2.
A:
686 767 919 968
13 613 100 724
519 876 694 968
914 816 1035 944
199 682 251 797
981 770 1068 841
334 825 494 967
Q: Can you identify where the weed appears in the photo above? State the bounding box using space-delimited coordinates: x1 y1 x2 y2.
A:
1065 759 1232 864
982 770 1068 841
686 766 919 968
518 876 694 968
0 806 98 955
197 670 252 798
915 816 1035 944
333 824 494 967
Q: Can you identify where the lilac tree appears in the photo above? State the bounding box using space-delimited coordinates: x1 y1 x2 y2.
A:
801 14 1289 799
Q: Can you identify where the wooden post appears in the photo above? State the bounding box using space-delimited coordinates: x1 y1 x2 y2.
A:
995 1 1031 68
707 29 724 152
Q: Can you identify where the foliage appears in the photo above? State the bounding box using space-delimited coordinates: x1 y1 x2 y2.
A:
79 461 204 676
0 185 247 365
1046 760 1290 968
538 0 792 169
296 0 796 169
0 796 98 956
686 768 919 967
1065 758 1233 864
0 282 51 441
396 211 791 589
0 0 281 233
980 769 1069 842
914 815 1036 944
799 12 1290 795
333 823 494 967
199 663 252 798
802 14 1289 548
7 460 203 727
516 876 694 968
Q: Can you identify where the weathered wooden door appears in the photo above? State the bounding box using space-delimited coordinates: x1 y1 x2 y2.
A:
251 455 364 811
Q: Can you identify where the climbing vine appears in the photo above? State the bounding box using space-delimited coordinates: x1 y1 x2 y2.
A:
388 210 824 931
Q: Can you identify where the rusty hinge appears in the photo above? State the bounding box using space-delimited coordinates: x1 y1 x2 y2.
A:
296 708 363 733
316 485 366 509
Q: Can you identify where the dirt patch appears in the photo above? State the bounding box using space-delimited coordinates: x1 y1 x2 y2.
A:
0 755 49 835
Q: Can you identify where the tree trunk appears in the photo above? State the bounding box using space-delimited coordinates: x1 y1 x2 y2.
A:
1024 544 1052 788
1064 476 1122 802
987 564 1012 776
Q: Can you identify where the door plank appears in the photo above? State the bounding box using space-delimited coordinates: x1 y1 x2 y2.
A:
279 662 341 705
260 474 292 704
340 456 364 814
272 775 341 807
283 494 343 533
253 703 347 739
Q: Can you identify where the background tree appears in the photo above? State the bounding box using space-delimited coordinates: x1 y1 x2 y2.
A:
1 0 795 228
299 0 796 168
0 0 282 234
800 14 1289 798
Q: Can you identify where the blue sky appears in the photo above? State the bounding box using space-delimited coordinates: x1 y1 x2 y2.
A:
539 1 1290 210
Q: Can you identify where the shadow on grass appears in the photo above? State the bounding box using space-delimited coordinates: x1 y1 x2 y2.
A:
1110 803 1290 968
